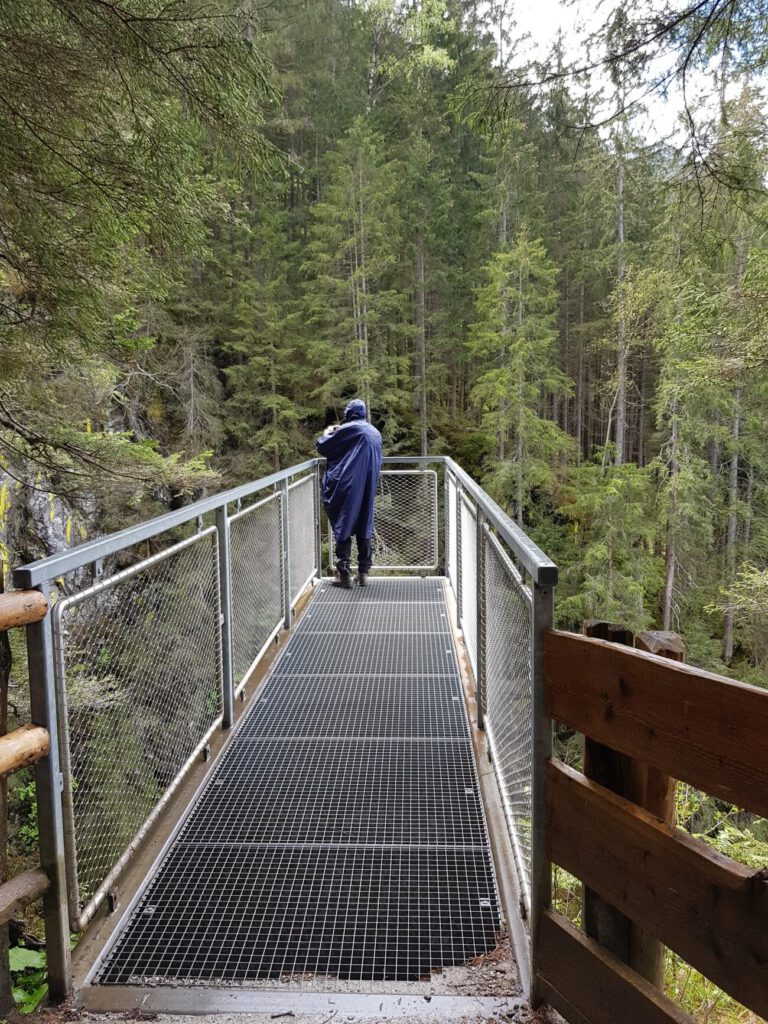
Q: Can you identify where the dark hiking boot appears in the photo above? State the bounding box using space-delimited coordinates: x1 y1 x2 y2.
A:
356 572 368 587
334 566 352 589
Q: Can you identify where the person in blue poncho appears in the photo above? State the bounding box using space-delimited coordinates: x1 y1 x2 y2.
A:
316 399 383 588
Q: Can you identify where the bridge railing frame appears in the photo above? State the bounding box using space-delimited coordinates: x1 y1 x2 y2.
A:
13 454 559 1002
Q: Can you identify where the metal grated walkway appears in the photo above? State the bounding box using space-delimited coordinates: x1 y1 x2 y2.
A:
94 578 502 989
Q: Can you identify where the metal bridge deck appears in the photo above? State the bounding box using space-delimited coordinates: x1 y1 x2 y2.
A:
93 578 501 990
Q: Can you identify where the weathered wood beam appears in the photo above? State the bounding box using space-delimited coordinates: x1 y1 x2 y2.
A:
0 870 50 926
545 629 768 818
548 760 768 1018
0 591 48 632
0 725 50 777
537 909 694 1024
581 620 634 964
630 630 684 985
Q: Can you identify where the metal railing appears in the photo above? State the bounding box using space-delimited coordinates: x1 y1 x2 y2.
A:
442 458 557 981
12 453 555 998
325 468 439 573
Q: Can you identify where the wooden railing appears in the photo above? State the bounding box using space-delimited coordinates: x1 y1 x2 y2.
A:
0 593 51 925
537 628 768 1024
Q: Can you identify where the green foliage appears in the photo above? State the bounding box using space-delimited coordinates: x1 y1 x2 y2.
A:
556 462 663 632
9 946 47 1013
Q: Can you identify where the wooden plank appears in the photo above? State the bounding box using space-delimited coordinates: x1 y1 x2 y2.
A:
582 620 634 965
537 909 693 1024
630 631 684 986
548 760 768 1018
0 869 49 926
0 591 47 631
544 629 768 818
635 631 685 660
0 725 50 777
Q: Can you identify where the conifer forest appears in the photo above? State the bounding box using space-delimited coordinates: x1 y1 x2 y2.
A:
2 2 768 1020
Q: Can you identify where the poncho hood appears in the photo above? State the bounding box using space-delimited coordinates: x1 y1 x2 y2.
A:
343 399 367 422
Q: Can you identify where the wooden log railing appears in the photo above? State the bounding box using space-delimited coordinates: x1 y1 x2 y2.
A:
538 628 768 1024
0 593 52 926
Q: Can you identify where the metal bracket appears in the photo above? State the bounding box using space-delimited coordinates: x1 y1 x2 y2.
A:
202 743 211 762
107 889 119 915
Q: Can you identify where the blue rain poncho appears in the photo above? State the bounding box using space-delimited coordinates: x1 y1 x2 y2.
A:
316 399 383 541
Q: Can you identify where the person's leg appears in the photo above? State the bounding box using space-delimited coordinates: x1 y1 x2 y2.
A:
335 536 353 586
356 534 372 581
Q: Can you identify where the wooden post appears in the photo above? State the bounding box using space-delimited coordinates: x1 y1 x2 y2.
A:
628 630 685 987
582 620 635 964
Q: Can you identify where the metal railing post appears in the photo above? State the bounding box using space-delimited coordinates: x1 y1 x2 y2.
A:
443 470 449 577
476 511 487 730
280 479 291 628
530 577 555 1008
314 462 323 580
215 505 235 730
25 587 72 999
455 484 463 624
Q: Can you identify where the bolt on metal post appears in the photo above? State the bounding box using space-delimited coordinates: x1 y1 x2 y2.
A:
529 578 555 1009
280 479 291 629
215 505 235 729
24 587 72 999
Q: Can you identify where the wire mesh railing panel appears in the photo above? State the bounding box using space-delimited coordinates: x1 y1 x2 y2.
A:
230 494 283 690
483 529 534 908
330 470 439 573
52 528 223 928
447 474 457 597
370 470 438 571
460 495 477 677
288 476 317 604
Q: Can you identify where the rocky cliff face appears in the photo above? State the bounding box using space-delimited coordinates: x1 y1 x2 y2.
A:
1 469 96 595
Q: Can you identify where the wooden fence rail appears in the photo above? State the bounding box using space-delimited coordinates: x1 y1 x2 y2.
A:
538 628 768 1024
0 592 52 929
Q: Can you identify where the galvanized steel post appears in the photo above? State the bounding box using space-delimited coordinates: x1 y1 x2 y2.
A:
314 462 323 579
25 587 72 999
455 484 463 624
215 504 235 729
529 577 555 1009
475 511 486 730
280 479 291 628
442 469 450 576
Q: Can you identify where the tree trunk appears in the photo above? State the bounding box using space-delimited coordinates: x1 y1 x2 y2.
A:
743 464 754 549
356 158 371 416
415 235 428 455
614 157 627 466
722 390 741 665
662 407 679 632
515 258 524 526
576 273 585 463
637 348 647 467
562 265 570 438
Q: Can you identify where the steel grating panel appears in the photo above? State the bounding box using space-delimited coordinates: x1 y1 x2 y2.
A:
97 846 499 985
178 739 486 847
314 578 444 603
272 632 457 677
95 577 501 990
297 600 451 635
239 675 466 739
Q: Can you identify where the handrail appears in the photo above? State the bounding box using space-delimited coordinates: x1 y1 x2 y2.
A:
14 453 557 587
444 457 558 585
13 459 320 588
